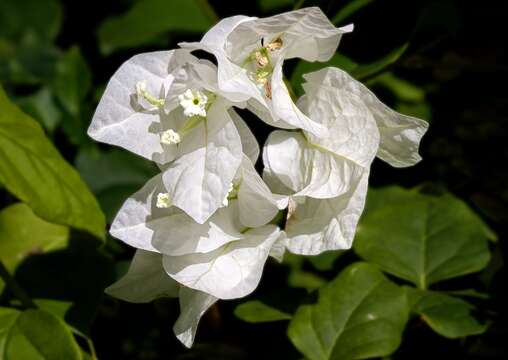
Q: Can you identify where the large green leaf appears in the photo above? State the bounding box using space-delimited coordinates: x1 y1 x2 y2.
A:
16 87 62 133
0 203 69 290
0 308 81 360
234 301 291 323
97 0 214 55
288 262 408 360
354 187 494 289
407 288 488 338
0 86 105 239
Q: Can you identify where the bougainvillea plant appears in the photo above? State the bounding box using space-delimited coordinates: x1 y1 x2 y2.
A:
88 7 427 347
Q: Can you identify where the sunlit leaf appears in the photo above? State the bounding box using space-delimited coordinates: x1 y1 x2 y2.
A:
288 262 408 360
0 86 105 239
407 288 488 338
354 187 494 289
0 203 69 291
234 300 291 323
1 308 81 360
97 0 214 55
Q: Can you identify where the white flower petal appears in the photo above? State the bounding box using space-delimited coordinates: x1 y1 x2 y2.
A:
173 287 217 348
105 250 179 302
88 50 187 164
228 108 260 163
263 130 364 199
110 174 174 252
285 170 370 255
163 225 281 299
237 156 280 227
304 67 428 167
227 7 352 63
162 100 243 223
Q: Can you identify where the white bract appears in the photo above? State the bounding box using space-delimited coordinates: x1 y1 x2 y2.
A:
263 67 427 254
180 7 352 136
92 6 428 349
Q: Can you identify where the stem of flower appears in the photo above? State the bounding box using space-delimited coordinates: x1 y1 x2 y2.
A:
0 259 36 308
197 0 220 24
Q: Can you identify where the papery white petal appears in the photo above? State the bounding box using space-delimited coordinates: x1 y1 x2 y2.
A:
163 225 281 299
162 100 243 223
88 50 188 164
110 174 174 252
228 108 260 163
105 250 179 302
263 131 364 199
227 7 352 63
152 203 242 256
304 67 428 167
237 156 281 227
285 170 369 255
173 287 217 348
268 233 288 262
270 58 327 137
299 74 381 168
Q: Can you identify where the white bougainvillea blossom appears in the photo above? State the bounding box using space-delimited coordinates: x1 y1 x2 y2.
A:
90 7 428 348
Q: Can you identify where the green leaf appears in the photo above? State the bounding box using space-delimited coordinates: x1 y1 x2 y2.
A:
97 0 214 55
53 46 91 117
368 72 425 102
354 187 494 289
16 87 62 133
351 43 409 80
75 147 158 222
407 288 488 338
332 0 375 25
288 262 408 360
0 86 105 239
291 53 358 96
234 300 291 323
258 0 294 13
2 308 81 360
0 0 62 42
308 250 345 271
0 203 69 290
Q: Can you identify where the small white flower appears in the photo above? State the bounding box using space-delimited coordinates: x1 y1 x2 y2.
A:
156 193 171 208
178 89 208 117
160 129 181 145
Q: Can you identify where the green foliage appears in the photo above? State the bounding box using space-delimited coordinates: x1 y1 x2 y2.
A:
288 262 409 360
234 300 291 323
0 203 69 290
407 288 488 338
332 0 374 25
354 187 494 289
0 86 105 239
97 0 214 54
16 88 62 133
258 0 295 13
0 308 81 360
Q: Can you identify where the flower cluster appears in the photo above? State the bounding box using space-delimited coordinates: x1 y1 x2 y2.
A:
88 7 428 347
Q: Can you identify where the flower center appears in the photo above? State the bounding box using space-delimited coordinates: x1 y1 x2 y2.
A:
243 36 283 100
178 89 209 118
156 193 171 208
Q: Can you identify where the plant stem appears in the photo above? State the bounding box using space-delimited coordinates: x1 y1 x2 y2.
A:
197 0 220 24
0 260 36 308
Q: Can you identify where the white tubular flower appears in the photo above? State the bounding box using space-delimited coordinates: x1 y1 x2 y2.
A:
180 7 352 137
156 192 171 208
263 67 428 255
160 129 181 145
178 89 208 117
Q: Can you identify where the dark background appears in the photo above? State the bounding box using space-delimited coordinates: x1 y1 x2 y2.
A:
1 0 507 358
